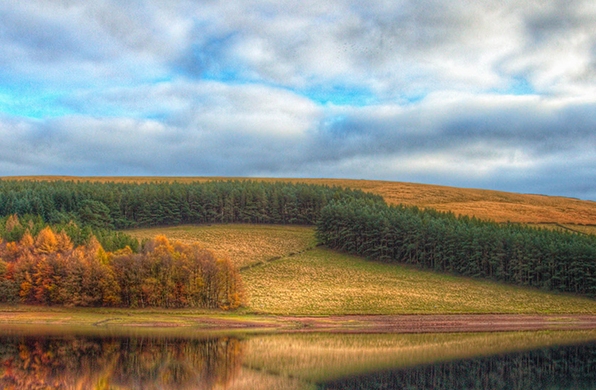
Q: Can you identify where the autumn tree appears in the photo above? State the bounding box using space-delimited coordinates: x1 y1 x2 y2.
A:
0 228 244 309
35 227 58 255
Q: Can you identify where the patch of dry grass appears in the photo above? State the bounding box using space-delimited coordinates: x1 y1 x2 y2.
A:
126 224 316 268
7 175 596 225
242 248 596 315
555 224 596 235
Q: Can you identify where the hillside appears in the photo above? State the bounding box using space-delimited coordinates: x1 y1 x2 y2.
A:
127 224 315 269
130 224 596 315
4 176 596 226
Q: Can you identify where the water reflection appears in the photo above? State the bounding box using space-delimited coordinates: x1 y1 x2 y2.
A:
321 343 596 390
0 334 243 389
2 331 596 389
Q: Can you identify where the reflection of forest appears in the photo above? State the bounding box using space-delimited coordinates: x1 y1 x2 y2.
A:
0 335 244 389
322 342 596 389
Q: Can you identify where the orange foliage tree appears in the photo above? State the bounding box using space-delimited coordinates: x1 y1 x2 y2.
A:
0 228 244 309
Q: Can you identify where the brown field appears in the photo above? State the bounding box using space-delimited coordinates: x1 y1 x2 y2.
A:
5 175 596 225
126 224 316 268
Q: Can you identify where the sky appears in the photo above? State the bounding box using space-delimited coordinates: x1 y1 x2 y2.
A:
1 1 596 200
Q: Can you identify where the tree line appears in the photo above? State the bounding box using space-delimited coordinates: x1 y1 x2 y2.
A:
0 180 382 229
0 214 139 253
0 226 243 309
317 199 596 297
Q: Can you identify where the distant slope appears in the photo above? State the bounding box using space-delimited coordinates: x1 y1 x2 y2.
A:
5 176 596 225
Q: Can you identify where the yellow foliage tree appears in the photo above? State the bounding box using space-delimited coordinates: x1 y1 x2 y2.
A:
85 235 109 265
19 230 34 249
56 231 74 253
34 227 58 255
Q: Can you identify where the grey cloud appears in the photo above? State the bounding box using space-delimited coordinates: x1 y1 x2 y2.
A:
315 97 596 161
2 91 596 199
3 1 595 95
524 0 594 43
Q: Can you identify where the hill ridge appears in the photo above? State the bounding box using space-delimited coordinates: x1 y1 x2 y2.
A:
3 176 596 225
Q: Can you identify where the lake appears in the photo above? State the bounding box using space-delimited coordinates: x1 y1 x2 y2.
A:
1 328 596 389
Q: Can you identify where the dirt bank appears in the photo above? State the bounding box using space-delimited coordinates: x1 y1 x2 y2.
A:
273 314 596 333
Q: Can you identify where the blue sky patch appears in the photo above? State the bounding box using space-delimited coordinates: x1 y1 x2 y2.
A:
300 84 379 106
0 88 74 119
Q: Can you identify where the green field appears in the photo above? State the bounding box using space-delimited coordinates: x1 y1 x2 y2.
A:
127 224 596 315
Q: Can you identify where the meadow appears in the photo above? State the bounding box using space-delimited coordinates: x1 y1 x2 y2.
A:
244 247 596 315
126 224 596 315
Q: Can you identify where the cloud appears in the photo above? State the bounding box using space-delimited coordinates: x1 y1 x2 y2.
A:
1 1 596 200
3 85 596 198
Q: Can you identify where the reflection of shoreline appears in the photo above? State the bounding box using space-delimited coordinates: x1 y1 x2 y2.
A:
241 331 596 384
322 342 596 389
0 335 244 389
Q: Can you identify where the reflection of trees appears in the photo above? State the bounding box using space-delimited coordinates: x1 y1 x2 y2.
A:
323 343 596 390
0 335 244 389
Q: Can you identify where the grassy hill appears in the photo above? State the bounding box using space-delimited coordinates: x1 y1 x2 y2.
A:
129 224 596 315
4 176 596 313
5 176 596 227
127 224 316 269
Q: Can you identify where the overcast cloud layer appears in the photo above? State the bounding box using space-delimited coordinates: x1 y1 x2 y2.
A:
1 0 596 199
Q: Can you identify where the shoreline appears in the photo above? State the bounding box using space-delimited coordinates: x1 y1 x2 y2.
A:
2 309 596 334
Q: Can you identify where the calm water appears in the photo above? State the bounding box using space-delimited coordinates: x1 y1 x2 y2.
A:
322 344 596 390
1 329 596 389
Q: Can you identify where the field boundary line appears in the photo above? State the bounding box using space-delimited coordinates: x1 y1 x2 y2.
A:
239 245 318 271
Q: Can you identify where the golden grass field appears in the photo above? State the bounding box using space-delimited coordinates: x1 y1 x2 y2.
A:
127 224 316 269
124 225 596 315
5 175 596 225
243 247 596 315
